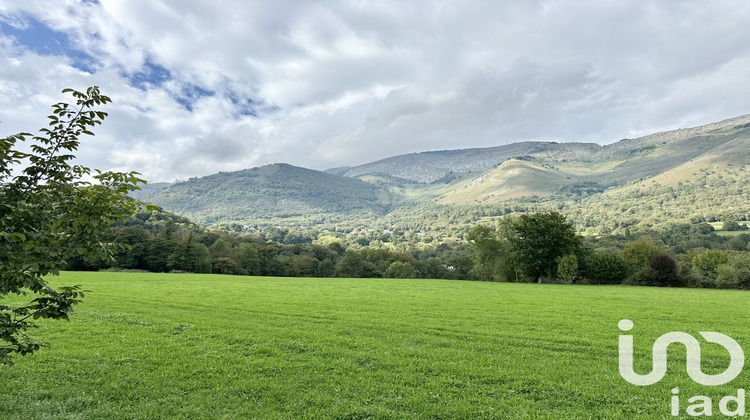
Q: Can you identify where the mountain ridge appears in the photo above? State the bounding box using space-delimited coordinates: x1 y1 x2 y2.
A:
137 163 398 225
333 113 750 183
137 114 750 234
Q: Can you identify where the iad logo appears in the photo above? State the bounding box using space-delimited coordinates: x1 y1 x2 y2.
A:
618 319 744 386
618 319 746 417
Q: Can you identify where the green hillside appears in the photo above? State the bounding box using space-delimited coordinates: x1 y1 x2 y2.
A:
137 115 750 234
338 114 750 185
428 115 750 201
139 163 398 226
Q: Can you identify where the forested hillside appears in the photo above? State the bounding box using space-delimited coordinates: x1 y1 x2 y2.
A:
138 163 398 225
138 115 750 237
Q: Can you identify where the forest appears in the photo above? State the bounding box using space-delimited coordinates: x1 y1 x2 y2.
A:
69 203 750 290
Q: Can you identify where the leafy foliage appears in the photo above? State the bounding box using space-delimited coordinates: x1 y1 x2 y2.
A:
581 252 630 285
0 87 144 364
503 211 583 281
648 253 679 287
556 254 578 284
138 163 397 225
464 224 506 281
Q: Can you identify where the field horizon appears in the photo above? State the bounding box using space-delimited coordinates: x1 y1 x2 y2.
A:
2 272 749 418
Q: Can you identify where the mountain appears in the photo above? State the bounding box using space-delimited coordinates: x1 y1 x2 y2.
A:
138 114 750 234
434 114 750 204
337 114 750 186
334 141 601 183
138 163 397 226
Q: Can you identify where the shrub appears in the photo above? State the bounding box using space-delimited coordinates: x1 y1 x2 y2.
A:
692 250 729 279
649 253 680 287
384 261 418 279
723 219 741 231
582 252 629 285
556 254 579 284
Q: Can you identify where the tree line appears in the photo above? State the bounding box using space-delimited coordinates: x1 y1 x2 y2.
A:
465 212 750 289
67 210 473 281
68 206 750 290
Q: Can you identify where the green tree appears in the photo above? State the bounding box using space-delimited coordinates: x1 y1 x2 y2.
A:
716 253 750 289
415 257 451 279
287 255 319 277
722 219 741 231
648 253 679 287
465 224 505 281
384 261 418 279
235 243 261 275
504 212 582 282
622 237 664 283
1 87 144 364
556 254 578 284
692 249 729 279
145 238 179 272
694 222 715 234
582 252 629 285
209 238 238 274
168 242 211 273
258 243 284 276
212 257 245 275
335 251 380 278
622 237 663 271
111 225 151 269
315 258 335 277
209 238 233 259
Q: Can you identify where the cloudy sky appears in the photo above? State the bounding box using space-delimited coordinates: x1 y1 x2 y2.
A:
1 1 749 182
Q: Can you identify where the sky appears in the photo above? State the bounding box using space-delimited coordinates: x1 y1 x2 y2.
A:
1 1 750 182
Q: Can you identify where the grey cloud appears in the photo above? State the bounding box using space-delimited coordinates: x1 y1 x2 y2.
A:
2 1 750 181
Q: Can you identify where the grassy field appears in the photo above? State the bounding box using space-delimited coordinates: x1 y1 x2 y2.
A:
708 221 749 237
2 272 749 419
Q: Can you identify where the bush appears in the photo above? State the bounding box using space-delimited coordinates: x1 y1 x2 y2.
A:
622 237 663 272
716 253 750 289
649 253 680 287
581 252 630 285
723 219 741 231
384 261 418 279
692 250 729 279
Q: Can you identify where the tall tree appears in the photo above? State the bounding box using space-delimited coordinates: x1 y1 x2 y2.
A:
1 87 145 365
504 211 582 282
465 224 505 281
622 237 663 271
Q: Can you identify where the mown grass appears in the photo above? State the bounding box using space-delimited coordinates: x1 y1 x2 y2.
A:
2 272 749 419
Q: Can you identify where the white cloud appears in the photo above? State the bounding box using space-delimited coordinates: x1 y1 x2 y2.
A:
1 0 750 181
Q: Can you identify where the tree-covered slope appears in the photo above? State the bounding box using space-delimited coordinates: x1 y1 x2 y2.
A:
136 115 750 233
139 163 398 225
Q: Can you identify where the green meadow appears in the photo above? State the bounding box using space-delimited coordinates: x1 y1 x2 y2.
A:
2 272 749 419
